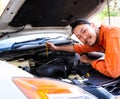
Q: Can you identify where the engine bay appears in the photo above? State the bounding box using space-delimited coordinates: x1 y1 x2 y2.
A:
0 38 120 98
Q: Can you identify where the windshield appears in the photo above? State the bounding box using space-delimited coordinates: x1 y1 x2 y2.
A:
0 0 10 16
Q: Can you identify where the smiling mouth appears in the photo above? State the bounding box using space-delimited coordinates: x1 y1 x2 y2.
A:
85 40 88 44
85 37 90 44
85 36 92 45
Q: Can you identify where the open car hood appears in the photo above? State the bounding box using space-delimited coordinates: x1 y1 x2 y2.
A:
0 0 106 31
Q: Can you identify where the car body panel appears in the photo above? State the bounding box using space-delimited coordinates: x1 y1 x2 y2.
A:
0 60 33 99
0 0 106 32
1 0 119 99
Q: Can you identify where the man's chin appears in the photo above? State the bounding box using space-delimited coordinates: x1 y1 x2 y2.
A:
85 41 96 47
89 42 96 47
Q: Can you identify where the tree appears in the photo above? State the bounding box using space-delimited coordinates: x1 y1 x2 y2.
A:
97 0 120 20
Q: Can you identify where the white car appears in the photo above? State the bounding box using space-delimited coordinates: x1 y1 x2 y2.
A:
0 0 119 99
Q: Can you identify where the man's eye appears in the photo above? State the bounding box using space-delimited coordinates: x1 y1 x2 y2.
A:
82 29 86 33
81 29 85 34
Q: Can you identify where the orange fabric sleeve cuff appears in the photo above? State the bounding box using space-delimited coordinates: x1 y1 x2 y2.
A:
91 60 98 69
73 44 80 53
91 59 105 71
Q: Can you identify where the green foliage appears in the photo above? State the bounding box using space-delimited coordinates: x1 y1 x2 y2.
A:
97 7 118 20
96 0 120 20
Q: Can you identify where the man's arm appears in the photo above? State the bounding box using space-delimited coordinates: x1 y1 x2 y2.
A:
92 28 120 78
46 42 75 52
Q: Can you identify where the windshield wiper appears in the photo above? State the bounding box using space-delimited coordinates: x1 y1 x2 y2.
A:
11 38 47 49
11 36 62 49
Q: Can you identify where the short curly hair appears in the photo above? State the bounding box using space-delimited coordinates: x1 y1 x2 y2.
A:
70 18 90 30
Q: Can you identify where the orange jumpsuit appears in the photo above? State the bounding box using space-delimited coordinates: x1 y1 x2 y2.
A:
73 24 120 78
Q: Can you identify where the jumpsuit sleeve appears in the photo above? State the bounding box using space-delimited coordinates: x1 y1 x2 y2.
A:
73 43 103 54
92 28 120 78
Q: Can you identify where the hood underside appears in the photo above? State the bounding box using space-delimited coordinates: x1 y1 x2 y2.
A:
8 0 106 27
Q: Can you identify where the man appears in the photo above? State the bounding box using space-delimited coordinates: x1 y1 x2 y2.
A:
46 18 120 78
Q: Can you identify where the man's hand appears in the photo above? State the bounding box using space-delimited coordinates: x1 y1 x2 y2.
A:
46 42 58 51
80 54 94 65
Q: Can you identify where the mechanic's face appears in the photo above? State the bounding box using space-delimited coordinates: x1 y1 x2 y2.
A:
73 24 98 46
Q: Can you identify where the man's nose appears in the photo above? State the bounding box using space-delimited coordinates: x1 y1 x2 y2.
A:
82 35 87 40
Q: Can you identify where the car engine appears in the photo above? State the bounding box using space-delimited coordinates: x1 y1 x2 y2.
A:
0 37 120 99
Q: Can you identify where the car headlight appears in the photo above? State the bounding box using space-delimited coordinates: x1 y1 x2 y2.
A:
13 77 98 99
